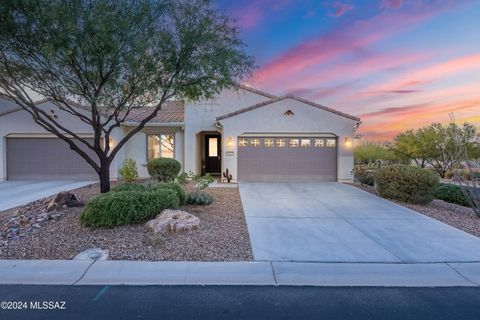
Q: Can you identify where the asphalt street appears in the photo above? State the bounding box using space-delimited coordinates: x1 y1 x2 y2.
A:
1 285 480 320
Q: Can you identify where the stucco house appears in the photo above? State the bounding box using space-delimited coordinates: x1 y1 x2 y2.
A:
0 85 360 182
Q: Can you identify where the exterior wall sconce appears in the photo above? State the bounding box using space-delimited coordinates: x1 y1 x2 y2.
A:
226 137 234 150
344 137 352 148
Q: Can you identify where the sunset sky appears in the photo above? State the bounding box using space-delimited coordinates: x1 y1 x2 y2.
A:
215 0 480 140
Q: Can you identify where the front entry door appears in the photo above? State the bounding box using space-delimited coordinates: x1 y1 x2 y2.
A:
205 134 221 174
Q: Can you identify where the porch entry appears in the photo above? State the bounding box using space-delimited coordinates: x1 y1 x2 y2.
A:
204 134 221 174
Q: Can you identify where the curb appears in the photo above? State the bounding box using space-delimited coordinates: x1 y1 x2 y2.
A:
0 260 479 287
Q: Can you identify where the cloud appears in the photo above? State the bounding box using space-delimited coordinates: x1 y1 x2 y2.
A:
380 0 404 9
356 53 480 99
330 1 354 17
229 0 294 29
357 98 480 140
252 2 456 89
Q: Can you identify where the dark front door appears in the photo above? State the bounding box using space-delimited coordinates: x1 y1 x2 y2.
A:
205 134 221 174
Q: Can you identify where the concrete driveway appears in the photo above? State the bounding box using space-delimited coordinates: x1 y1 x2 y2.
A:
239 182 480 263
0 180 95 212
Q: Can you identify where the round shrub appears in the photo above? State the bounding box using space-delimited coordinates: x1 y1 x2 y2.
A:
80 189 179 228
147 157 181 182
374 165 439 204
434 184 471 207
186 191 214 205
110 183 146 193
150 182 186 205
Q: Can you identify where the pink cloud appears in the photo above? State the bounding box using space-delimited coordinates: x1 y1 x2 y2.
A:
380 0 404 9
330 1 354 17
252 2 455 89
274 52 429 95
231 0 294 29
357 54 480 98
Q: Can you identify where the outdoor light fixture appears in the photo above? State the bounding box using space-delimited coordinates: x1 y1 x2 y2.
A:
344 137 352 147
227 137 234 149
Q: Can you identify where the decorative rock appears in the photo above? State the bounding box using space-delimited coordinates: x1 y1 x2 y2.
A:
47 192 82 212
32 223 41 229
73 248 109 261
147 209 200 234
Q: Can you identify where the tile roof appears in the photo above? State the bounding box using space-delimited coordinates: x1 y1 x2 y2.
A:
121 101 184 124
216 95 360 122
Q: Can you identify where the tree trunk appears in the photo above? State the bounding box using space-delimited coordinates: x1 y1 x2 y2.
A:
98 165 111 193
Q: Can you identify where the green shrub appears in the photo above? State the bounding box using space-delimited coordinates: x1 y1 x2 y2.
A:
147 157 181 182
186 191 214 205
353 165 375 186
193 173 215 190
118 158 138 183
80 189 179 228
374 165 439 204
434 184 471 207
110 183 146 193
150 182 186 205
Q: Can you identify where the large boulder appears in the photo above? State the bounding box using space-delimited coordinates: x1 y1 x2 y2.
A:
47 192 82 212
147 210 200 234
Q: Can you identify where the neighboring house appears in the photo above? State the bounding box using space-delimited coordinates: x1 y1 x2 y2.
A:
0 85 360 182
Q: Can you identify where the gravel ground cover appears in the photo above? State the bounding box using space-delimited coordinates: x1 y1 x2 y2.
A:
0 182 253 261
349 183 480 238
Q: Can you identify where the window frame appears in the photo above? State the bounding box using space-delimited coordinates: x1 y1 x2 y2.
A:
239 138 249 147
289 139 300 148
264 138 274 147
250 138 261 147
146 133 176 161
326 138 336 148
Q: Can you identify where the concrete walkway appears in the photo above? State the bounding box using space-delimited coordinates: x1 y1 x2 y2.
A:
0 260 479 287
0 180 95 211
239 182 480 263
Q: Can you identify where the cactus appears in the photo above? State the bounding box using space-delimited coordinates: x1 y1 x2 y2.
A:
223 168 233 183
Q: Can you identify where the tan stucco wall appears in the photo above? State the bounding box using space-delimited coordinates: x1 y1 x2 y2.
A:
183 88 272 174
217 98 357 182
122 126 184 178
0 99 123 181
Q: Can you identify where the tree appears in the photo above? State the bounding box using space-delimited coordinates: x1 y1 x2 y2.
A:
354 141 399 165
391 123 479 178
391 130 428 168
0 0 254 192
445 116 480 218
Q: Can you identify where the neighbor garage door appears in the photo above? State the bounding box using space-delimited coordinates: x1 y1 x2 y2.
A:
237 136 337 181
6 137 98 180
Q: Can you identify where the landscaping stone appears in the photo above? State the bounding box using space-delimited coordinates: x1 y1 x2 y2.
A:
147 210 200 234
46 192 82 212
74 248 109 261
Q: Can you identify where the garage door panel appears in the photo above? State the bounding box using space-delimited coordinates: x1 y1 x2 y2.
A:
7 138 98 180
238 137 337 182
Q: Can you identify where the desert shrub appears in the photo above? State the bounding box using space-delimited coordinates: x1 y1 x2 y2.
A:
150 182 186 205
118 158 138 183
444 170 454 179
110 183 146 193
80 189 179 228
147 157 181 182
434 184 471 207
462 170 480 181
193 173 215 190
353 165 375 186
186 191 214 205
374 165 439 204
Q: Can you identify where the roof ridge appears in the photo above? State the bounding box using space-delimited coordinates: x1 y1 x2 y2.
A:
216 95 360 122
